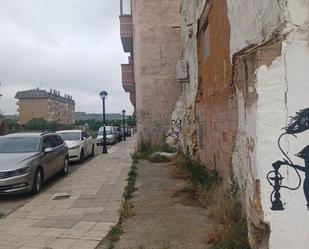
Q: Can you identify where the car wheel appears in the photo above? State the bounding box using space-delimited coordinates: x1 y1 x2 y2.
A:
62 157 69 175
91 145 95 157
32 168 43 195
79 149 84 163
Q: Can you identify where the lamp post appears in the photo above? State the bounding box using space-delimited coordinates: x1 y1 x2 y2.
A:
122 110 126 141
100 91 108 154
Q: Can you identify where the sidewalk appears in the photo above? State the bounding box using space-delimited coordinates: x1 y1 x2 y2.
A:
108 160 211 249
0 137 135 249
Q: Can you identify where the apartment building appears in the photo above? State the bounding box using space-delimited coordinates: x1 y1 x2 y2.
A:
15 88 75 125
119 0 182 145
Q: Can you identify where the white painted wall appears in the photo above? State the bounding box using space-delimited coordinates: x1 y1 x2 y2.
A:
231 0 309 248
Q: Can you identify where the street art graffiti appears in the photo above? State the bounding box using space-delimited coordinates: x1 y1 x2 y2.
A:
171 119 182 137
267 108 309 211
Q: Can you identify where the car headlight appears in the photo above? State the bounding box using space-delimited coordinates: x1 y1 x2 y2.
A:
8 166 31 177
69 145 80 150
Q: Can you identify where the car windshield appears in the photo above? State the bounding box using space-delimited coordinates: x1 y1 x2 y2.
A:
58 132 81 141
98 129 112 135
0 137 40 153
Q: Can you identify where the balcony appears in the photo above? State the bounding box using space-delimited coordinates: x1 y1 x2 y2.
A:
121 63 135 92
120 15 133 53
120 0 133 53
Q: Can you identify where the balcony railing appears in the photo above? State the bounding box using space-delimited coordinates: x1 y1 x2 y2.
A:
121 63 135 93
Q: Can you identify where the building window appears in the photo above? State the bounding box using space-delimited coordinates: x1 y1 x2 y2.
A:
120 0 131 15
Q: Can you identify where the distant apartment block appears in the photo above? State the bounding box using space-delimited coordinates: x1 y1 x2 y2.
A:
15 88 75 125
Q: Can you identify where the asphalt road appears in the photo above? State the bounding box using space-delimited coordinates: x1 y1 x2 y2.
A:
0 144 110 218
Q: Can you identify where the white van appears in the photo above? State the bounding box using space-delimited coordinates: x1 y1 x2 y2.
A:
96 126 117 145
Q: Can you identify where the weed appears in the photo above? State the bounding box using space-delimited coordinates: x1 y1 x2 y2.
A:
109 224 124 242
0 212 4 218
179 151 221 191
207 179 250 249
128 168 138 178
123 163 138 200
119 199 135 218
178 186 195 194
137 139 154 159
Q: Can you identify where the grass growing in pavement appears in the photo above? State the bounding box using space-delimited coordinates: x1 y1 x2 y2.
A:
207 179 250 249
0 212 4 218
106 161 139 248
109 224 124 242
175 151 250 249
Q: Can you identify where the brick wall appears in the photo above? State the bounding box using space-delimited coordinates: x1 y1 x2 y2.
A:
195 0 237 179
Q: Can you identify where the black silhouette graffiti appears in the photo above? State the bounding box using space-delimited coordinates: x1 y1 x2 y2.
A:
267 108 309 211
171 119 182 137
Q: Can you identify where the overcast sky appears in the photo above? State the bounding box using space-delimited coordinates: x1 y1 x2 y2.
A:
0 0 132 115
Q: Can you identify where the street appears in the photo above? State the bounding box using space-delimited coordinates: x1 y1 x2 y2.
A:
0 137 135 249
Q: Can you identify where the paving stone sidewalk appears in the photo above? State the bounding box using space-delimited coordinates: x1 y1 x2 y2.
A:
0 137 135 249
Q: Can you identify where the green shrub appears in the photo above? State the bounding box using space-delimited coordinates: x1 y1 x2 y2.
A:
181 151 221 191
109 224 123 242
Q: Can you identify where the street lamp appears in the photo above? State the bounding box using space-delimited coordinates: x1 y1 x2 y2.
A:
100 91 108 154
122 110 126 141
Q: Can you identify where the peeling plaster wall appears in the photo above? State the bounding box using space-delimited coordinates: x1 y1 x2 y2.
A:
230 0 309 248
227 0 285 57
168 0 206 153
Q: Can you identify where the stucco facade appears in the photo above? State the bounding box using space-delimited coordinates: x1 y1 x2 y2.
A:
132 0 182 145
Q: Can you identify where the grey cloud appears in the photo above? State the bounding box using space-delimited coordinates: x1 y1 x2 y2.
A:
0 0 133 115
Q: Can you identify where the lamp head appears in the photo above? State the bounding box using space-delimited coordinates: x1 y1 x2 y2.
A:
122 110 126 115
99 91 108 100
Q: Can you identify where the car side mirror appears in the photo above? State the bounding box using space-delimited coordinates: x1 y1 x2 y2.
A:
44 147 54 154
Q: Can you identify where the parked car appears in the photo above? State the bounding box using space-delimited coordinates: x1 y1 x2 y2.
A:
120 127 131 138
113 126 123 142
57 130 95 163
0 132 69 195
96 126 117 145
126 128 132 137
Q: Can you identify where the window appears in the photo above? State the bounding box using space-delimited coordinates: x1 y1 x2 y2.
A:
0 137 40 153
121 0 131 15
82 132 89 139
43 136 55 149
53 135 64 146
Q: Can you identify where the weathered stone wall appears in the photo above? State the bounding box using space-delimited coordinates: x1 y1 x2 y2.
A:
168 0 206 154
132 0 182 145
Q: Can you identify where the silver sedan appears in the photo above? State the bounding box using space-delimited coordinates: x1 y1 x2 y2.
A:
0 132 69 195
